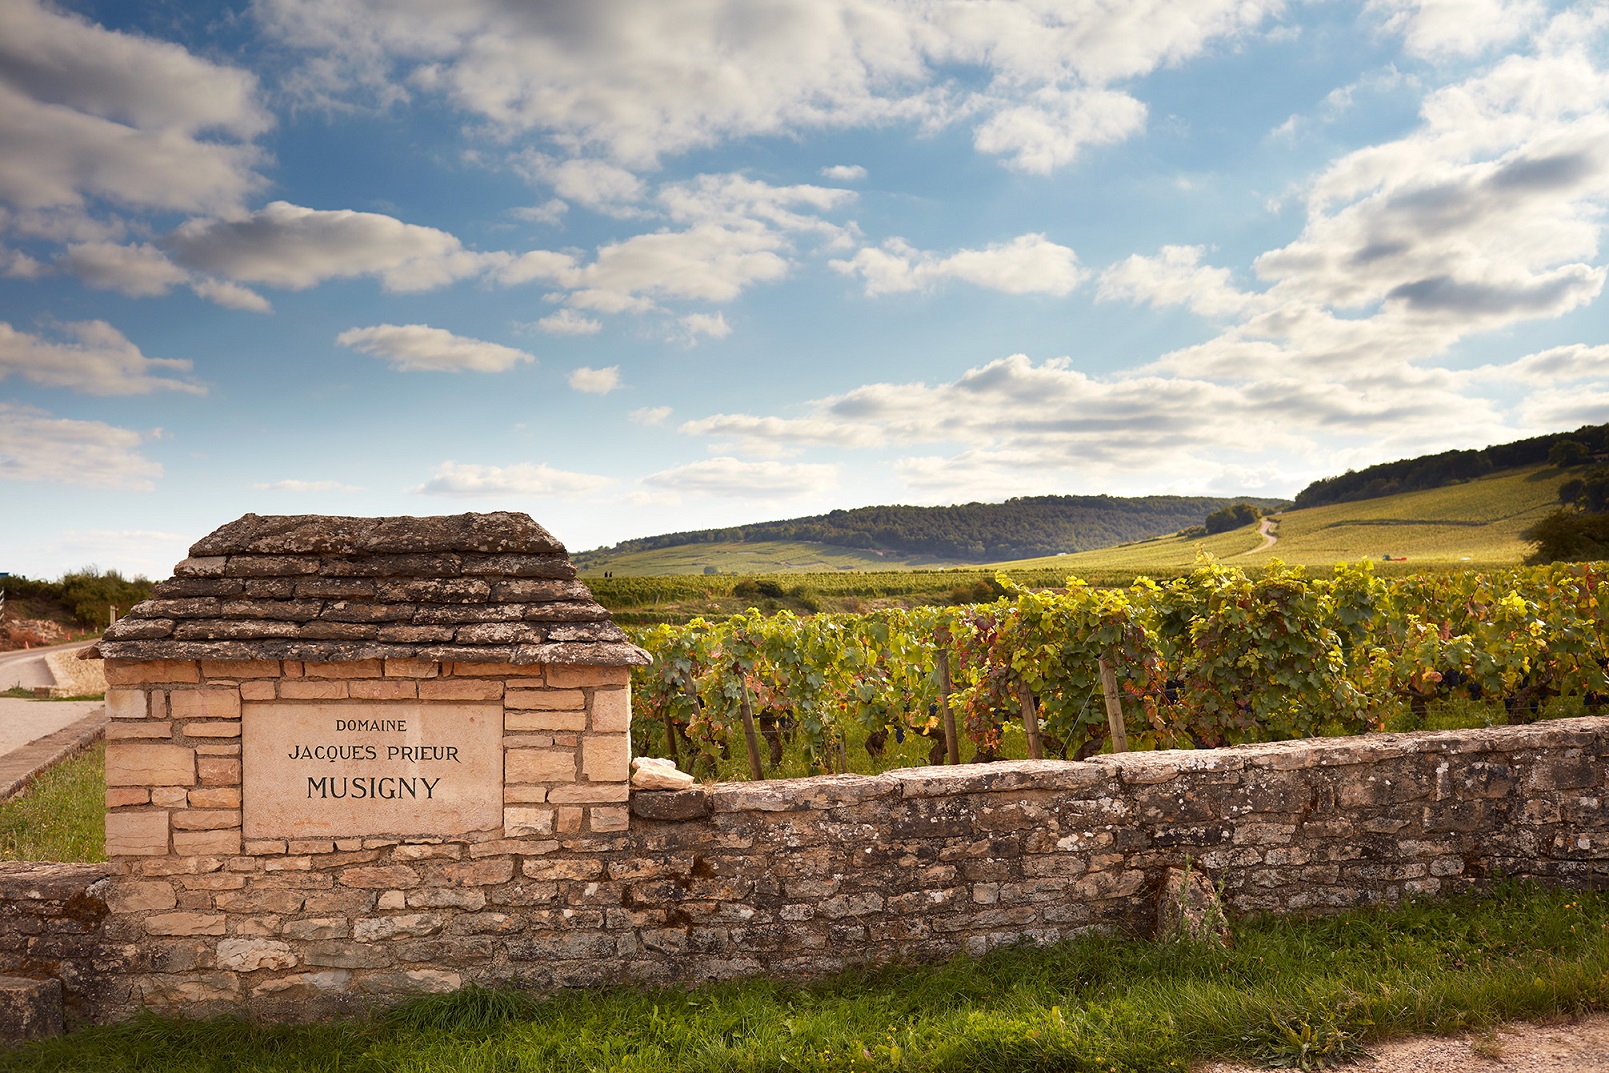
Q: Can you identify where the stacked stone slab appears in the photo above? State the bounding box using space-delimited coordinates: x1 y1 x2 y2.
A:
87 513 649 1014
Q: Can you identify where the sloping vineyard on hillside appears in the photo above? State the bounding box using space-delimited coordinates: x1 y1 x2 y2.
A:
627 561 1609 779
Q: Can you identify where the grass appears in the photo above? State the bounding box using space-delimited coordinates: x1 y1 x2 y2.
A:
0 688 104 702
0 742 104 862
3 883 1605 1071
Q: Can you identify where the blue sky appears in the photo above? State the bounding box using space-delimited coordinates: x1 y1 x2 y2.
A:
2 0 1608 579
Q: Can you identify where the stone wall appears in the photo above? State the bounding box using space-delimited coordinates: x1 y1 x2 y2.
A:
4 713 1606 1024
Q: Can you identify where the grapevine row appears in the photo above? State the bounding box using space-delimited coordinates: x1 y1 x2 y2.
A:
627 561 1609 778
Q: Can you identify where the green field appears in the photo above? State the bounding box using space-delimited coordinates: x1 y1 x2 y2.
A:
576 540 954 576
993 464 1567 576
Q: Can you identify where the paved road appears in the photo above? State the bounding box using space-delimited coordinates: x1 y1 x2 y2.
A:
0 639 95 691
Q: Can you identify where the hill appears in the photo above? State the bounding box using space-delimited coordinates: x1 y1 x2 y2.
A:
1292 422 1608 509
997 464 1567 575
577 494 1288 575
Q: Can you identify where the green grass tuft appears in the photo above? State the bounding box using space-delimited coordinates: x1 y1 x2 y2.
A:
0 742 104 862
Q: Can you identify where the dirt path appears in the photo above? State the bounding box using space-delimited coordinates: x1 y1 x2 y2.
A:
1234 516 1279 556
1195 1014 1609 1072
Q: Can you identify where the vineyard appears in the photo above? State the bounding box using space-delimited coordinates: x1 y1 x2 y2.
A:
627 560 1609 780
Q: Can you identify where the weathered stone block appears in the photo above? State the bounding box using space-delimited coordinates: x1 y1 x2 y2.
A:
305 660 384 679
184 721 242 738
144 912 226 936
107 879 177 913
105 661 200 685
171 810 242 831
105 689 148 720
279 680 346 701
630 789 713 821
106 721 172 741
173 830 241 856
505 807 554 837
507 748 576 784
349 680 417 700
239 681 276 701
106 787 150 808
590 806 630 832
581 735 630 782
591 689 630 732
200 661 281 680
217 938 297 972
169 689 242 720
545 665 629 689
106 744 195 786
419 679 502 701
188 787 242 809
505 710 587 732
504 689 584 710
0 976 62 1042
384 659 440 678
197 757 242 786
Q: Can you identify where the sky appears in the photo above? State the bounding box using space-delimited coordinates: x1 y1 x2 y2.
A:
2 0 1608 580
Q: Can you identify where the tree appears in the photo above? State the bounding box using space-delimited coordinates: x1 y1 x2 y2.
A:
1204 503 1261 534
1523 508 1609 564
1549 439 1590 468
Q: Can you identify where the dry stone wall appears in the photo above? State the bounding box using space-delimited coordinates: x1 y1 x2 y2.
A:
78 713 1609 1020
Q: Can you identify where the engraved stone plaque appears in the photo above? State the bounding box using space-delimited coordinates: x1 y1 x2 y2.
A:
242 701 503 838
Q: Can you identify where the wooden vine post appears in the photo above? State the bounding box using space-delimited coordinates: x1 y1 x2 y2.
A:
734 666 765 780
1096 652 1129 753
1015 676 1043 760
936 649 960 765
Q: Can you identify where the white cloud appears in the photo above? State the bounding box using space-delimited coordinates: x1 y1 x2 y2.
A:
252 479 364 492
631 405 672 425
189 277 271 312
335 324 536 373
675 312 732 342
1515 387 1609 430
833 233 1085 296
642 456 839 499
62 242 189 297
168 201 490 292
568 365 621 393
0 320 202 395
258 0 1277 170
0 403 163 490
511 200 569 225
820 164 866 181
0 0 268 215
971 87 1148 173
518 155 647 215
537 309 602 335
1370 0 1545 59
1098 245 1262 319
415 461 614 498
1474 343 1609 384
559 223 791 312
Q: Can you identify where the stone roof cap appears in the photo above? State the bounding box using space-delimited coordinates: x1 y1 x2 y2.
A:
90 512 649 667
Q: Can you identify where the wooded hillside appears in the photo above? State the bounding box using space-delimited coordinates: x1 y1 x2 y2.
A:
583 494 1289 564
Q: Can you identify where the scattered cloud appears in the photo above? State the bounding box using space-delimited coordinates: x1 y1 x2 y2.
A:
189 277 271 312
0 0 268 215
1370 0 1545 59
642 456 839 499
820 164 866 181
568 365 621 393
0 403 163 489
251 478 363 492
0 320 203 395
414 461 615 498
1474 343 1609 384
517 155 647 215
631 405 672 425
674 312 732 343
511 200 568 225
1098 245 1262 319
257 0 1277 171
62 242 189 297
335 323 536 373
537 309 602 335
833 233 1085 297
168 201 489 292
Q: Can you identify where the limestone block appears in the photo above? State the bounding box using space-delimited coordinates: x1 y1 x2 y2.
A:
631 757 694 791
581 734 630 782
145 912 227 936
106 744 195 786
107 879 177 913
168 689 242 720
0 976 62 1042
507 748 576 784
629 789 712 821
173 829 240 855
590 806 631 832
279 680 346 700
504 807 554 837
151 787 189 807
105 689 148 720
406 888 487 910
239 681 276 701
305 660 384 679
504 689 584 710
200 661 281 679
355 970 461 995
419 679 502 701
504 785 547 803
105 661 200 685
106 721 173 741
352 914 444 941
385 659 440 678
548 783 630 803
217 938 297 972
106 787 150 808
505 710 587 732
556 807 583 834
591 689 631 732
188 787 242 809
546 665 629 689
185 721 242 738
171 809 242 831
197 757 242 786
350 680 417 700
